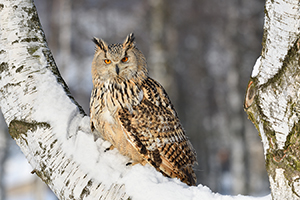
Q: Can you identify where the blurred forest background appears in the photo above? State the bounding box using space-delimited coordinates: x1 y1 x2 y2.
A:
0 0 270 199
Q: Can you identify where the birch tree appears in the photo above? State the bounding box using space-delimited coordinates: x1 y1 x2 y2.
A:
0 0 131 199
244 0 300 199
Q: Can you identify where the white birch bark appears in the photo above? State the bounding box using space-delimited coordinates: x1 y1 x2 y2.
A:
245 0 300 199
0 0 129 199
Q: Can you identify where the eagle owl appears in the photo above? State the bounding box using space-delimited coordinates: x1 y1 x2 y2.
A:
90 33 197 186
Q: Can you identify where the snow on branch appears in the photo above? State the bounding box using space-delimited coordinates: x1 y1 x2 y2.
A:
0 0 271 199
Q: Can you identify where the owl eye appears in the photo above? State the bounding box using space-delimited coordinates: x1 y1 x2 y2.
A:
104 59 111 64
121 56 128 63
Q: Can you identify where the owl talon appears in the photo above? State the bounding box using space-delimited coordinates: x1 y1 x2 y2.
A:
104 145 114 152
126 161 145 166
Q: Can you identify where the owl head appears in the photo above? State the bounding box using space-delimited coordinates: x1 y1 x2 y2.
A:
91 33 148 84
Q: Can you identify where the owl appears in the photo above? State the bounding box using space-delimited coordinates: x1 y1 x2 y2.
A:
90 33 197 186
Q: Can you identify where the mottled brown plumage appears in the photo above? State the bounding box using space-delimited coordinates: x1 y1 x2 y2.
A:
90 33 197 186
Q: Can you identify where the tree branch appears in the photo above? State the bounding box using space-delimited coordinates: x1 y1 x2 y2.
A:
0 0 129 199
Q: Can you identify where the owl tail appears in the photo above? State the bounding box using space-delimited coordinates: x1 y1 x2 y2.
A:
159 156 197 186
180 166 197 186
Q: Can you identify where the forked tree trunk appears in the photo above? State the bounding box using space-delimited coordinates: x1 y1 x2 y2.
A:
244 0 300 199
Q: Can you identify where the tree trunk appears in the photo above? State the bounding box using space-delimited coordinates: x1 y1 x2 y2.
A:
244 0 300 199
0 0 129 199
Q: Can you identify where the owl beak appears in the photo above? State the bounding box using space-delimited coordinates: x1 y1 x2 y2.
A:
115 65 120 75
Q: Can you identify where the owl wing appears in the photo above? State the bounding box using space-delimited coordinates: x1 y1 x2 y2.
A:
117 77 197 186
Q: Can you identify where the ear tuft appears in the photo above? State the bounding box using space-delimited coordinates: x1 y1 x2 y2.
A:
92 37 108 52
123 33 135 50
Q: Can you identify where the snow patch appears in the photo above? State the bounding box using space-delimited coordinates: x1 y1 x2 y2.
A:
119 164 271 200
31 69 79 135
251 56 261 78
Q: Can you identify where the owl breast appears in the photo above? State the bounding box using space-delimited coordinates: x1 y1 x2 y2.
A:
90 79 146 163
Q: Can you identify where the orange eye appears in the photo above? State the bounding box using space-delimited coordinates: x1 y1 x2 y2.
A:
121 56 128 63
104 59 111 64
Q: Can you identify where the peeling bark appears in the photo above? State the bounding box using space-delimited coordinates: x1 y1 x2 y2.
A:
245 0 300 199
